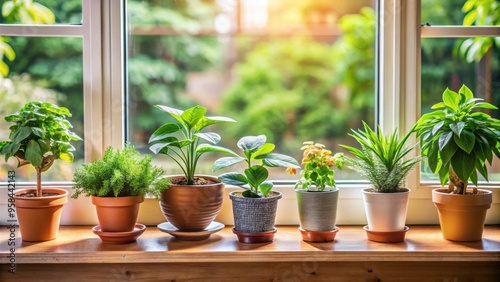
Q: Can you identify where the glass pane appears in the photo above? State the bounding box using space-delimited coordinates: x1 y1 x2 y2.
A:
421 0 499 26
0 0 82 25
0 37 84 182
126 0 376 181
421 38 500 182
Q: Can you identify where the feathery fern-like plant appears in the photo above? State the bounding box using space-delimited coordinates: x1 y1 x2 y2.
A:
341 122 420 193
72 143 170 199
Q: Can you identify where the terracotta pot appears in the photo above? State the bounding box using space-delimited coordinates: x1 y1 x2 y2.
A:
230 191 281 236
362 188 410 232
159 175 224 232
432 188 492 241
363 225 409 243
296 189 339 231
15 188 68 242
92 195 144 232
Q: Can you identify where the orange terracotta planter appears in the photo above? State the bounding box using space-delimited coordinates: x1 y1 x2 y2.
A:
432 188 492 241
15 188 68 242
159 175 224 232
91 196 144 232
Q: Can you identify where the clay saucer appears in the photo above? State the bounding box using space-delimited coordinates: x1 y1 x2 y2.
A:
363 225 409 243
92 223 146 244
157 221 224 241
299 227 339 242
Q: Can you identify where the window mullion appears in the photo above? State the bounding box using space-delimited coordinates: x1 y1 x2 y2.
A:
421 26 500 38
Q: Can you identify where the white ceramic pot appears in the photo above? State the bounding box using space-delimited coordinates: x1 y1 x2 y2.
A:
362 188 410 232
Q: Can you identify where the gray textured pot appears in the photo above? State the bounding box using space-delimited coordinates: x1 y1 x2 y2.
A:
296 189 339 231
230 191 282 233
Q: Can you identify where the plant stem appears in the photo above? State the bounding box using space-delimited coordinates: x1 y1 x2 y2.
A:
449 167 466 194
36 167 42 197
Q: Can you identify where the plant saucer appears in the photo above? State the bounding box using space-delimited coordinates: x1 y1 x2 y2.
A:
157 221 224 241
363 225 409 243
299 227 339 242
92 223 146 244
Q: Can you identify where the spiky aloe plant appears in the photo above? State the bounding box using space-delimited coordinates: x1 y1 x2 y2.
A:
341 122 420 193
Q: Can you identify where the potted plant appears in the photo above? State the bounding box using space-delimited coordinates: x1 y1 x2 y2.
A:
0 101 81 241
213 135 300 243
414 84 500 241
341 122 420 243
72 143 170 243
148 105 236 234
287 141 346 242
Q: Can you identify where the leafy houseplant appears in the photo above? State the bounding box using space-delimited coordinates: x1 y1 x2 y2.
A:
148 105 236 233
341 122 419 242
0 101 81 241
72 143 169 238
414 84 500 241
213 135 300 243
289 141 346 242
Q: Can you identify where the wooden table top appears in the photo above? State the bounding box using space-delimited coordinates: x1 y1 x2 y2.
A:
1 225 499 264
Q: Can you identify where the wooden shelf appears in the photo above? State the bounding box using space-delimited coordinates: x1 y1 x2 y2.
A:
1 225 499 281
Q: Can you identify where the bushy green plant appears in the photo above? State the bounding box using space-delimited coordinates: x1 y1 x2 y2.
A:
341 122 420 193
213 135 300 198
0 101 81 197
414 85 500 194
72 143 170 198
149 105 236 184
289 141 346 191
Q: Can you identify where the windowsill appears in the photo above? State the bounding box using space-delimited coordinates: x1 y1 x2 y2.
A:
1 225 499 280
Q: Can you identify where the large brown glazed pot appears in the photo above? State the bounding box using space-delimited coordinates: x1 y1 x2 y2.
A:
15 188 68 242
92 195 144 232
159 175 224 231
432 188 492 241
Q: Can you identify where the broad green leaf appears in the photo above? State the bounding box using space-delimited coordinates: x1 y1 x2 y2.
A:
431 102 445 109
181 105 206 128
195 132 220 144
459 84 474 101
237 135 266 152
196 144 239 157
475 158 488 181
438 131 453 151
37 140 49 153
438 164 449 187
30 127 45 138
427 143 439 173
259 153 300 168
149 123 180 143
450 149 475 184
25 140 42 167
218 172 248 187
242 190 260 198
155 105 184 124
439 140 458 166
212 156 245 171
259 181 274 197
470 169 478 186
149 142 170 154
244 166 268 188
453 130 475 154
432 121 444 135
442 88 458 112
197 115 236 129
463 9 477 25
449 122 465 137
12 126 32 144
0 143 12 155
253 143 275 157
472 102 498 110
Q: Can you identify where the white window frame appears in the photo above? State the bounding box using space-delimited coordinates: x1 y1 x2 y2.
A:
1 0 499 226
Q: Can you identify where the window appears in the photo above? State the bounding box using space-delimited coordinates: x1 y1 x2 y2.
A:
0 0 498 226
420 0 500 183
125 0 377 181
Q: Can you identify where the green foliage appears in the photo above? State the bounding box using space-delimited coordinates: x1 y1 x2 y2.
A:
0 101 81 196
292 141 345 192
414 85 500 194
221 38 346 146
149 105 236 184
72 143 170 199
460 0 500 62
341 122 420 193
213 135 300 198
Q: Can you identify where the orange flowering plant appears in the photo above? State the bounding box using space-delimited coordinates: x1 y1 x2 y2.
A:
287 141 346 191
